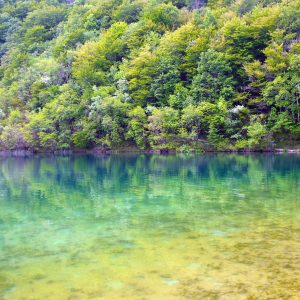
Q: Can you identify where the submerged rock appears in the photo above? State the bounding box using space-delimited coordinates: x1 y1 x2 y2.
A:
161 276 179 286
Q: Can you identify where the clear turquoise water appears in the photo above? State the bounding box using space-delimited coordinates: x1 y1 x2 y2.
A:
0 154 299 299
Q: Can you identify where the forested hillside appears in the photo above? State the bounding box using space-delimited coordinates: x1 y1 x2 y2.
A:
0 0 299 152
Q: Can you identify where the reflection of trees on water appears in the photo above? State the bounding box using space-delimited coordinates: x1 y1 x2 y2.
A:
0 154 299 223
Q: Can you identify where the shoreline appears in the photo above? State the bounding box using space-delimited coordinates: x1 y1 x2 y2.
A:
0 148 299 157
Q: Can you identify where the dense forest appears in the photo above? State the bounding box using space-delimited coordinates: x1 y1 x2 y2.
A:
0 0 299 152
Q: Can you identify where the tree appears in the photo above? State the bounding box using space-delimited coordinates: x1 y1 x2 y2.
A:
181 102 217 138
88 94 129 147
150 57 180 105
191 50 235 103
126 106 148 149
148 107 180 149
0 0 299 152
141 2 180 30
246 116 270 149
125 45 157 106
73 22 128 86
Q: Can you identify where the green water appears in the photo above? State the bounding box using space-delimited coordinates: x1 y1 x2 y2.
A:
0 154 299 299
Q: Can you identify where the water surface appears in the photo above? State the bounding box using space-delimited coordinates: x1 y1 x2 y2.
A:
0 154 299 299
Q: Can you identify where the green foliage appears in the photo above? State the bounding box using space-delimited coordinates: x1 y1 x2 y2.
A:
73 22 128 86
0 124 28 150
150 57 180 105
181 102 218 137
191 50 235 103
126 106 148 149
125 45 157 105
88 93 129 147
72 125 95 149
246 116 270 149
0 0 299 151
148 107 180 148
142 2 180 30
168 83 190 109
23 5 66 29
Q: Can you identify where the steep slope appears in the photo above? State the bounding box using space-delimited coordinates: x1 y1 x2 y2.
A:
0 0 299 151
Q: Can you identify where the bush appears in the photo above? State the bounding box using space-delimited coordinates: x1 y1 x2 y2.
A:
0 125 28 150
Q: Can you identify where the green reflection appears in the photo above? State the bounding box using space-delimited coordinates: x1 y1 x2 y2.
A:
0 154 299 299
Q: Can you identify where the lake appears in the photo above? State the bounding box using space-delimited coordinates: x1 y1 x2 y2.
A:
0 154 299 299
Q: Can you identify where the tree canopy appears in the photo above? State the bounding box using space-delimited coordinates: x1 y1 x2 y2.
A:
0 0 299 151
